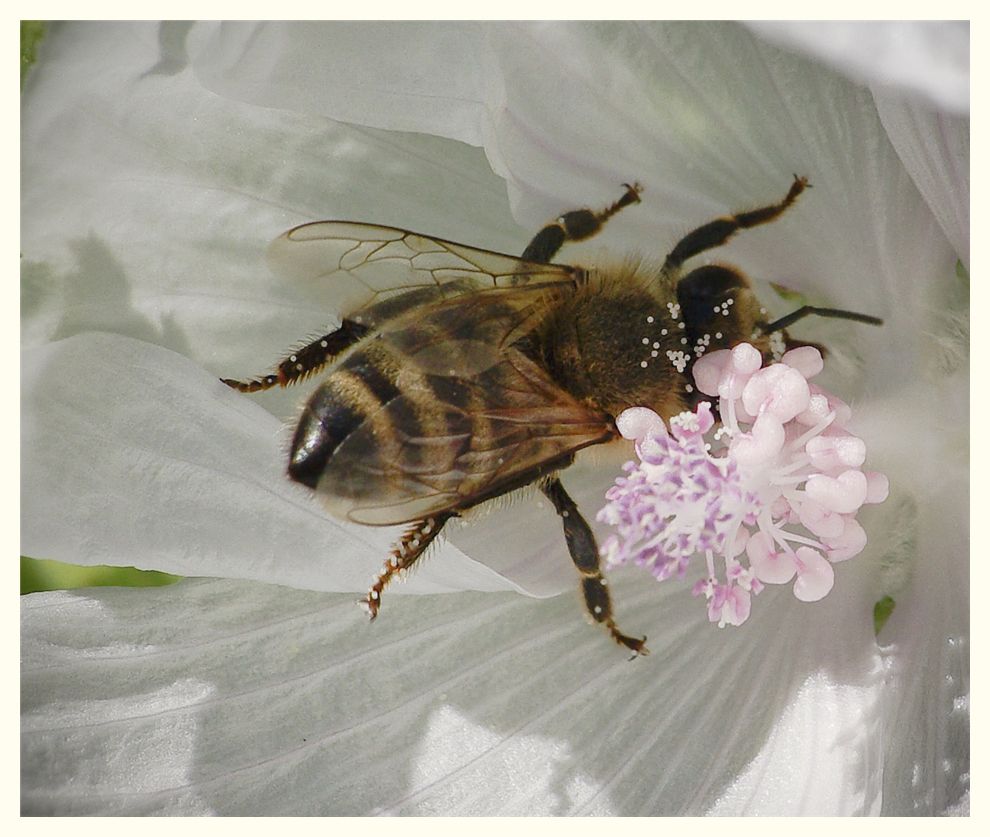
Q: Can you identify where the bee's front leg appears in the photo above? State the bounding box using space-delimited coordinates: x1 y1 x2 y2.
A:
541 477 649 657
663 175 809 273
521 182 642 263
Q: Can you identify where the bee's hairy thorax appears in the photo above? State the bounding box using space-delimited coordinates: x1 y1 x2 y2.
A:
537 265 692 421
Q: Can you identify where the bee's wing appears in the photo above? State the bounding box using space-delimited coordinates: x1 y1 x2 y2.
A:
267 221 579 323
313 286 616 526
321 349 616 525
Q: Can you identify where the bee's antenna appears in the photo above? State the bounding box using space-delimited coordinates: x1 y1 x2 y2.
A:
760 306 884 334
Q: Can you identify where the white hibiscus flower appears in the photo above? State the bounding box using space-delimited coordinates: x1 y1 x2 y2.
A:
21 22 968 815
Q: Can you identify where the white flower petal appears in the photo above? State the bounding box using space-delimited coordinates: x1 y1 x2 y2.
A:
21 333 513 596
22 22 525 371
873 95 969 267
707 672 882 814
194 22 492 147
23 570 887 815
747 21 969 115
850 369 969 814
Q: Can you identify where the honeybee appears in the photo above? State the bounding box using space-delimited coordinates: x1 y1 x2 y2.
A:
224 176 880 656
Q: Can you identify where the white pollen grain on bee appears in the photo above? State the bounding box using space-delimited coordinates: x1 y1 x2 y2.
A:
686 384 694 393
652 341 660 349
289 355 297 362
642 337 650 344
716 332 723 339
660 328 668 336
646 315 655 323
594 606 603 614
640 360 648 368
320 340 328 348
651 350 658 357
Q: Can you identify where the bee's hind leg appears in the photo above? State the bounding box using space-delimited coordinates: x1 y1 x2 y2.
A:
222 318 369 393
521 182 643 263
361 512 454 619
541 477 649 657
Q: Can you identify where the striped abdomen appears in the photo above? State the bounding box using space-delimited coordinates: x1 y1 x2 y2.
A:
286 290 615 526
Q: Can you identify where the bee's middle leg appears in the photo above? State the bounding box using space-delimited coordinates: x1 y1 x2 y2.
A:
521 182 642 263
541 477 649 657
361 512 454 619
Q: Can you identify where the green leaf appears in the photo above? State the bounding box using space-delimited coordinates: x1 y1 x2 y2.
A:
873 595 896 638
21 556 181 595
21 21 47 88
955 259 969 284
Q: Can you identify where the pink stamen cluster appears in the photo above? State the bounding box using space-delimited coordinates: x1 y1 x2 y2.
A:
597 343 888 627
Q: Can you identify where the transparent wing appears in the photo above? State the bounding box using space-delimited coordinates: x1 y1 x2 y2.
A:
266 221 580 323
